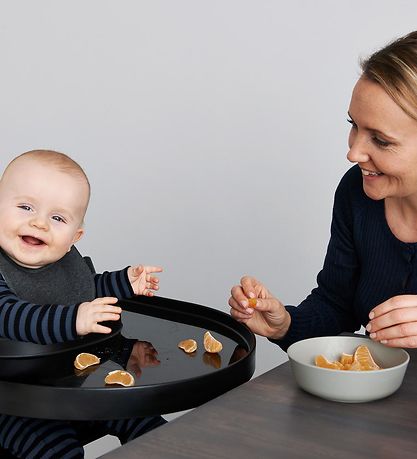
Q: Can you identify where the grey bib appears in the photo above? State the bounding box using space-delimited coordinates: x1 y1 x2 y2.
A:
0 246 96 305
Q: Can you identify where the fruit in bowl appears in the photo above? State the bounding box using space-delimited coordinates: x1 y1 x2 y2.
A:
287 336 410 403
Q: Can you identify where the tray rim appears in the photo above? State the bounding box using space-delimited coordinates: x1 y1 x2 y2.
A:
0 295 256 419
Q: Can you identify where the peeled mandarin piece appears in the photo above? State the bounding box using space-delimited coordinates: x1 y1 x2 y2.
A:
248 298 257 308
203 331 223 353
178 339 198 353
104 370 134 387
352 345 380 371
74 352 101 370
315 354 342 370
339 353 354 366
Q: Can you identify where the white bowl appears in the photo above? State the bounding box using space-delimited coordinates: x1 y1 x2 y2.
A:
287 336 410 403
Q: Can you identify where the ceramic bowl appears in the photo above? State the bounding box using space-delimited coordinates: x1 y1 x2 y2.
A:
287 336 410 403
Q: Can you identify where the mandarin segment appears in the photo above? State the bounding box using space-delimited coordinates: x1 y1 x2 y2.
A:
352 345 380 371
203 331 223 353
314 345 381 371
248 298 257 308
74 352 101 370
178 339 198 353
315 354 343 370
104 370 134 387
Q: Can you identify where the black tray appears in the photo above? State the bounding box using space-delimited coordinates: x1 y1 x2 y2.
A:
0 296 256 420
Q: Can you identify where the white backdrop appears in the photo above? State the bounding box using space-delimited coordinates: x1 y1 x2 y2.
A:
1 1 417 456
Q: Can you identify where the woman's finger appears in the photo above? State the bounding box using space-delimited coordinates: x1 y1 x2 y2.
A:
368 307 417 333
230 285 249 308
369 321 417 342
370 295 417 319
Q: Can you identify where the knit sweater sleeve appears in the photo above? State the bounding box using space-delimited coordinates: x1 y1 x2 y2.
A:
94 267 135 299
270 166 363 351
0 273 79 344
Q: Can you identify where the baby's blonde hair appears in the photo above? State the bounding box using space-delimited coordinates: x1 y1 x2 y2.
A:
4 149 91 205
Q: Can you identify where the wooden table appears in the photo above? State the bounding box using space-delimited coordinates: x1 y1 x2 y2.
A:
100 347 416 458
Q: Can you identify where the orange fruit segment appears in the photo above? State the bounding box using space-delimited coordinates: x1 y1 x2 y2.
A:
315 354 344 370
203 331 223 353
352 345 380 371
178 339 198 353
104 370 134 387
74 352 101 370
248 298 257 308
314 345 381 371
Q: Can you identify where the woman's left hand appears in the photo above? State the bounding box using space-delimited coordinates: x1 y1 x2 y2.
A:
367 294 417 347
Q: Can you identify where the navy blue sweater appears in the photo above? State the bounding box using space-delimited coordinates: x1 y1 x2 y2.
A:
272 165 417 351
0 268 133 345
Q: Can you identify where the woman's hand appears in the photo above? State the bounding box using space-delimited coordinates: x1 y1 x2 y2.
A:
228 276 291 339
128 265 163 296
367 294 417 347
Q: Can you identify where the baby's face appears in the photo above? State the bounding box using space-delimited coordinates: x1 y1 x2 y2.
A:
0 158 89 269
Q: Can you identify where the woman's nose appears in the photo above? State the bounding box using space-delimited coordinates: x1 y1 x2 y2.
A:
347 134 371 164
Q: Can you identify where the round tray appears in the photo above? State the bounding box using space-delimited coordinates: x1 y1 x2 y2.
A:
0 296 256 420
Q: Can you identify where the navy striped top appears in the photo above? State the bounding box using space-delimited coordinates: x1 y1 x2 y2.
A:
272 165 417 351
0 268 133 345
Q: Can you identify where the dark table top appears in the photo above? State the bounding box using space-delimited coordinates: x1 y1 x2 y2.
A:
100 346 417 458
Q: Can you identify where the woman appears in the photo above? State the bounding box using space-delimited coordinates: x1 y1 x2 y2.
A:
229 31 417 350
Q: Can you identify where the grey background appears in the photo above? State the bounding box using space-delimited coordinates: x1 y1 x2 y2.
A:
1 1 416 456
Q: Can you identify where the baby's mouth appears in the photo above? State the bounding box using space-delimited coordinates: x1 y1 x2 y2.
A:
21 236 46 246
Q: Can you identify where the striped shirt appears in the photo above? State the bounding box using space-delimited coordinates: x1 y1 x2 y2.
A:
0 268 133 345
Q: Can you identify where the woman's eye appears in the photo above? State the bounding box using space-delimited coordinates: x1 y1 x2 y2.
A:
52 215 66 223
18 205 32 211
347 118 357 128
372 136 390 148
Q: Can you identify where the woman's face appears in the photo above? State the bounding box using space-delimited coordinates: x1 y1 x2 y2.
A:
347 77 417 202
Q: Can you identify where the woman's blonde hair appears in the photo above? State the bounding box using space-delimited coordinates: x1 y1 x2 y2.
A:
361 31 417 121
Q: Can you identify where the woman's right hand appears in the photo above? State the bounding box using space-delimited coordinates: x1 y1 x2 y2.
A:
228 276 291 339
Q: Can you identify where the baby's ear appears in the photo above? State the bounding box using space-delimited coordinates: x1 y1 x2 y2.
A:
72 227 85 244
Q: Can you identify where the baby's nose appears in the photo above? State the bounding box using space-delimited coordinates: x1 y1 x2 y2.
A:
30 215 49 230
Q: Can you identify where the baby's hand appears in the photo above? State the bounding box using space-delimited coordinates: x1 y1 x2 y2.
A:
128 265 163 296
76 297 121 335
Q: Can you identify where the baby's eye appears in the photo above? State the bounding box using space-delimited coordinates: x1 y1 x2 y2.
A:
18 204 32 212
52 215 66 223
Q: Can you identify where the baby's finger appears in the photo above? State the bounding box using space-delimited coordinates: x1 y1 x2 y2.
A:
91 324 112 334
93 297 119 305
144 266 163 274
147 281 159 290
93 305 122 314
96 312 121 322
147 276 160 284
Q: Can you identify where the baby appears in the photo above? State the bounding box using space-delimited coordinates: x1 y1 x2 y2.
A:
0 150 165 458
